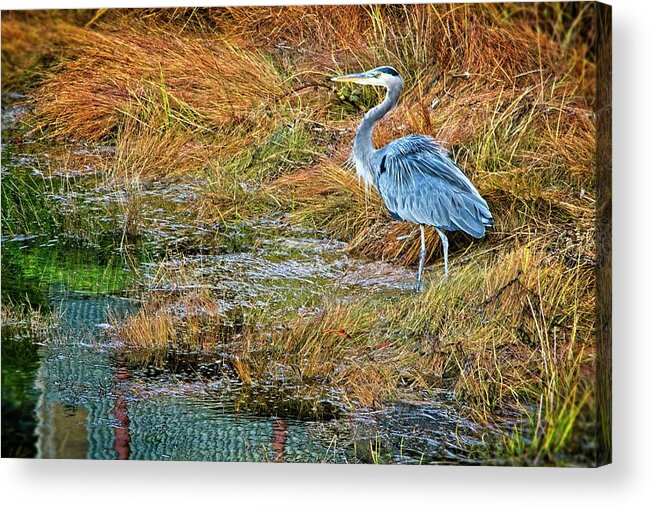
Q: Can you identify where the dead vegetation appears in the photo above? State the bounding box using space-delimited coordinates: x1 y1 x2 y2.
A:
113 288 221 351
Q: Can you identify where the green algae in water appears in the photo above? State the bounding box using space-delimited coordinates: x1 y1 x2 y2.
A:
2 239 136 308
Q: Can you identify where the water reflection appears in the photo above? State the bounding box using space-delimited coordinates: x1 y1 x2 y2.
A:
113 367 130 460
22 279 347 461
36 403 89 459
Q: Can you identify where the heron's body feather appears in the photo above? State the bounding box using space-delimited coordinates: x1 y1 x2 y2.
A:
375 135 493 238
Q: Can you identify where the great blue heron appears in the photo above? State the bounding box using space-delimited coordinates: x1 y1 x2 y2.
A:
331 66 493 291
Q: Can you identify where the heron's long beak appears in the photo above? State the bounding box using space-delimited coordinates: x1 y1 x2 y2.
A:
331 71 374 84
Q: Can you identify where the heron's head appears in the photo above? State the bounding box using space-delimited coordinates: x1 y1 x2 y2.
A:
331 66 402 88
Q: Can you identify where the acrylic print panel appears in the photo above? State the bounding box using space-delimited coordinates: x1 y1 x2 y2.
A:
1 2 611 466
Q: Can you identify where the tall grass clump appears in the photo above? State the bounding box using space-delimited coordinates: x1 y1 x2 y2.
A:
30 21 283 142
113 288 221 351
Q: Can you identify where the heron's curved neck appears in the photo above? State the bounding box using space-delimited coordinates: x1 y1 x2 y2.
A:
353 82 402 161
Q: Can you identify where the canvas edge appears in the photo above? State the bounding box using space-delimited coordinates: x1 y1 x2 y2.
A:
595 0 612 467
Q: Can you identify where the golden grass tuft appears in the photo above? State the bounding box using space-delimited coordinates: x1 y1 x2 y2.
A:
30 21 284 143
113 288 221 351
115 309 176 349
107 115 214 179
234 297 410 408
275 159 387 239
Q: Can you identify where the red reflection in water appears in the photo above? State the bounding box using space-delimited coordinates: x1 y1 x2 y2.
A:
113 367 131 460
272 418 288 462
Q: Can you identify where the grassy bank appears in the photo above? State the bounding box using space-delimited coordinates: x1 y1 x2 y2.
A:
2 3 599 464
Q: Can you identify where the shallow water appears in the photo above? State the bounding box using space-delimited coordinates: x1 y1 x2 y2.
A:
2 97 489 463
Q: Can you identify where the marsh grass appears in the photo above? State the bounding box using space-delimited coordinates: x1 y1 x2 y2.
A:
1 298 60 335
113 287 221 351
0 156 152 247
0 162 104 241
4 3 601 463
107 115 212 180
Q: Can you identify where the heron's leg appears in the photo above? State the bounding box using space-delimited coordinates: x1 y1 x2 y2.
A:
435 228 449 278
416 224 426 292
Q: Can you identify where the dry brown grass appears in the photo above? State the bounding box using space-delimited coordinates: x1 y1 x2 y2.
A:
0 10 91 89
113 288 221 351
107 115 215 179
30 20 283 144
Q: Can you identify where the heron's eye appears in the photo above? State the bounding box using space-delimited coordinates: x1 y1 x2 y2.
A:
375 72 382 78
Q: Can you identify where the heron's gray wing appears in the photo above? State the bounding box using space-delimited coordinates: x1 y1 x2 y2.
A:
376 135 493 238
